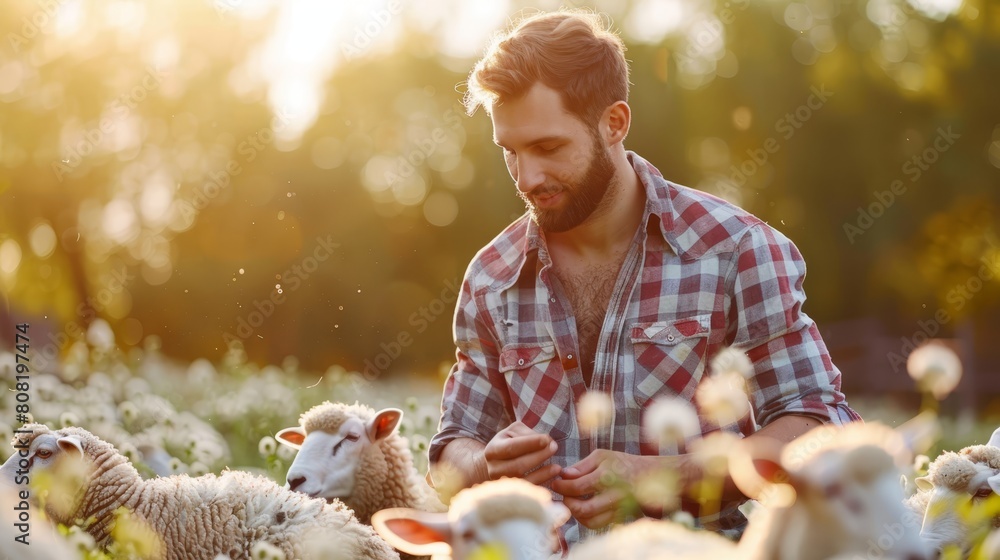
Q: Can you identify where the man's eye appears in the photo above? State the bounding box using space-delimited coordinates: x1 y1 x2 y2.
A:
537 144 559 153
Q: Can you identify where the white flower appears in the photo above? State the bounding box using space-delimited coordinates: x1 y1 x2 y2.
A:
696 371 750 426
276 444 297 462
643 397 700 447
251 541 286 560
86 318 116 350
577 391 614 435
258 436 278 457
710 346 754 379
690 432 741 478
906 343 962 400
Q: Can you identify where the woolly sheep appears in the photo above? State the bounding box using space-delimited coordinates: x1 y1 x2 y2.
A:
906 426 1000 556
0 424 400 560
276 402 445 525
371 477 571 560
571 422 932 560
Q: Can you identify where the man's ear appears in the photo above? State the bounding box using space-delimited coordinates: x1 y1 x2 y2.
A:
603 100 631 145
368 409 403 442
371 508 453 556
275 427 307 449
56 436 84 456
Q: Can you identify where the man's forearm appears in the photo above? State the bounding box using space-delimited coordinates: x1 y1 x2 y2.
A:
429 437 490 500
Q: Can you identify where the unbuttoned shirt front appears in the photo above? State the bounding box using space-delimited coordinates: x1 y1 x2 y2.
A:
429 151 860 550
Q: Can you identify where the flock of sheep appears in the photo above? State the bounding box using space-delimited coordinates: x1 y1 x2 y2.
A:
3 396 1000 560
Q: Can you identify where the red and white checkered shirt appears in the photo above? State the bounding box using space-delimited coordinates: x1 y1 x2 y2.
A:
430 151 860 549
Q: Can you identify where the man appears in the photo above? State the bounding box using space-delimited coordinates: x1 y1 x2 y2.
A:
427 8 860 551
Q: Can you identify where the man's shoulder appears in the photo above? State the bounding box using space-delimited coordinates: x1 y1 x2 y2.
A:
659 180 786 258
462 213 533 292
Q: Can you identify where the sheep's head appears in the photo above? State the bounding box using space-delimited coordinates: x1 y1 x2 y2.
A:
1 424 94 524
277 402 402 501
913 428 1000 556
371 478 570 560
732 423 932 560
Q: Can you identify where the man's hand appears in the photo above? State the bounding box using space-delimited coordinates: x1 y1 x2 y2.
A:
551 449 647 530
483 421 562 484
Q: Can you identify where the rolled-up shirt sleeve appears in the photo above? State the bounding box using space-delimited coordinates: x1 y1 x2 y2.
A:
726 224 861 428
429 270 512 465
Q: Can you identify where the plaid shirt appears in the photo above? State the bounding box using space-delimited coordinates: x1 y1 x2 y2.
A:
429 151 860 550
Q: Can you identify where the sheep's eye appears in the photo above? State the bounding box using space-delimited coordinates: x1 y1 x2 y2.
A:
974 488 993 499
345 434 360 442
823 483 843 498
460 529 476 543
36 449 52 459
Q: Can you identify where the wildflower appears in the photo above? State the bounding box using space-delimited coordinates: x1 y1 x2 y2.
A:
696 371 750 426
907 343 962 400
259 436 278 457
251 540 286 560
643 397 700 448
577 391 614 436
710 346 754 379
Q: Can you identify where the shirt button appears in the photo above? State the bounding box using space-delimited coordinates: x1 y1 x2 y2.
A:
549 297 556 303
567 354 573 360
518 358 525 366
667 335 675 342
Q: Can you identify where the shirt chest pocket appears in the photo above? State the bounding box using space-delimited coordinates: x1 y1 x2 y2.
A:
498 343 574 442
628 314 712 408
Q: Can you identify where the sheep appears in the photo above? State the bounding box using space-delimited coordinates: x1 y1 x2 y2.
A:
905 426 1000 557
0 483 76 560
0 423 400 560
371 477 571 560
276 401 445 525
569 422 932 560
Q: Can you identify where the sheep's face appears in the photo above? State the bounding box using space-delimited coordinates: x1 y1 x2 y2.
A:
278 408 401 501
915 462 1000 556
448 511 564 560
787 447 930 560
0 432 91 522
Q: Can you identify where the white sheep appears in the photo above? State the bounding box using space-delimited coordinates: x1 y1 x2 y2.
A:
0 423 400 560
276 401 445 525
906 427 1000 557
570 422 932 560
371 477 571 560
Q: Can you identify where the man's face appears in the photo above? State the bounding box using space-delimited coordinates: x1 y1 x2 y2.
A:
491 83 616 233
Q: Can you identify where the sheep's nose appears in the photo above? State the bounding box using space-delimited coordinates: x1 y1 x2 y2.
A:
287 476 306 492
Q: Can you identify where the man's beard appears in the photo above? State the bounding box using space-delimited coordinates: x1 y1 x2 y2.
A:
519 136 617 233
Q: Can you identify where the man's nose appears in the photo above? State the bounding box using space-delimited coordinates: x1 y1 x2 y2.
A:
516 157 545 194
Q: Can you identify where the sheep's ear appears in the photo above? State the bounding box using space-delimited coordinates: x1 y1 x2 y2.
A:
915 476 934 491
368 409 403 442
56 436 84 456
987 427 1000 448
371 508 452 556
988 473 1000 496
549 501 571 528
275 427 307 450
730 437 798 500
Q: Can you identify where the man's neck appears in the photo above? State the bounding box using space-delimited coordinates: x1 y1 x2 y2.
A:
547 149 646 260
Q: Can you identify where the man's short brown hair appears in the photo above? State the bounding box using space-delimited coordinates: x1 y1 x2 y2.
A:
464 9 630 127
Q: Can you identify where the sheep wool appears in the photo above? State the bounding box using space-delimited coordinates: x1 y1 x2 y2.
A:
925 445 1000 493
299 402 444 524
11 424 399 560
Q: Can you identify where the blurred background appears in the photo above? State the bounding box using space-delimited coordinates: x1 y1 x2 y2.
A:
0 0 998 416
